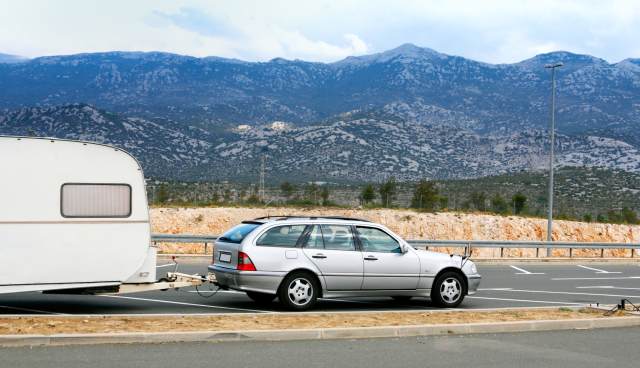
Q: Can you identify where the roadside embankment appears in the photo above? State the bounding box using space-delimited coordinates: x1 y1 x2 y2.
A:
150 207 639 257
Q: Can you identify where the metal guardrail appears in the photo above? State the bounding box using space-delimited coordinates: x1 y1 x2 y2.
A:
151 234 218 253
151 234 640 258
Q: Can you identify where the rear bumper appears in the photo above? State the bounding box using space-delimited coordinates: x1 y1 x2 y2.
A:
208 264 285 295
467 274 481 295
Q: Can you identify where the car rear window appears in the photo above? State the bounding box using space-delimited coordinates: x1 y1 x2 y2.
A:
256 225 307 247
218 223 260 244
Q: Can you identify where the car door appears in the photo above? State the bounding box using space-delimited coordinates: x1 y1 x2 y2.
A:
302 224 363 290
356 226 420 290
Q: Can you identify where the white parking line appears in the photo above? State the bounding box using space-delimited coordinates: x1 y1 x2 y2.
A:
186 290 243 294
552 276 640 280
481 288 640 299
468 296 583 305
155 263 175 268
577 265 621 274
101 295 272 313
0 305 68 315
509 265 544 275
577 286 640 291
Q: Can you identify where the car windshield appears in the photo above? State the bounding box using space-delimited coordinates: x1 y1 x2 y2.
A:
218 223 260 244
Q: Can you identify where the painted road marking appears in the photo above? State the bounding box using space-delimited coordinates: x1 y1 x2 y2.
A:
186 290 243 294
577 265 621 274
577 286 640 291
468 296 583 305
482 288 640 299
101 295 272 314
479 288 514 291
552 276 640 280
0 305 68 315
155 263 176 268
510 265 545 275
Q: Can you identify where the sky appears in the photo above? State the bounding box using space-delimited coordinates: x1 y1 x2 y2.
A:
1 0 639 64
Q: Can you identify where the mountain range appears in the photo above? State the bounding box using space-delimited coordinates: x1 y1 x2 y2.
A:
1 44 639 182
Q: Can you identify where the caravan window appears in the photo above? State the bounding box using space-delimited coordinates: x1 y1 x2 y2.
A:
61 183 132 218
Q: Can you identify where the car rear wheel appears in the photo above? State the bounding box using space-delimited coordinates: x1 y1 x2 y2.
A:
278 272 319 311
430 271 466 308
246 291 276 304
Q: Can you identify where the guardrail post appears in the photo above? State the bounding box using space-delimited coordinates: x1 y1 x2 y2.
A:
500 247 504 258
536 247 539 258
601 248 604 258
204 242 208 254
569 248 572 258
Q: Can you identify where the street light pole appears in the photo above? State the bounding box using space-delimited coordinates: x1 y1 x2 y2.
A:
544 62 563 255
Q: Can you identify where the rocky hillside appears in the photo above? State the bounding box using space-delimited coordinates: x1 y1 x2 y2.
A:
150 207 640 257
2 44 640 181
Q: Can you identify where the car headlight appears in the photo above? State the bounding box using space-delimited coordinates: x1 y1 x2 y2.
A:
469 262 478 274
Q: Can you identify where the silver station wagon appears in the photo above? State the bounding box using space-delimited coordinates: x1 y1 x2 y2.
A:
209 216 481 310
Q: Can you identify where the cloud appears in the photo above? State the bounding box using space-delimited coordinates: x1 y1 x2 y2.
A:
148 6 369 61
0 0 638 63
152 7 236 38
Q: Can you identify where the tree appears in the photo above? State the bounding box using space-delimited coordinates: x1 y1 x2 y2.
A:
305 182 319 204
470 191 487 211
280 181 296 201
361 184 375 205
512 192 527 215
583 213 593 222
490 194 508 214
379 177 397 208
156 184 169 204
622 207 639 224
320 186 330 206
410 180 439 211
438 196 449 210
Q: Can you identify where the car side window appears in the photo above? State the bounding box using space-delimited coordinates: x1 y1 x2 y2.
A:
256 225 306 248
320 225 356 251
356 227 401 253
303 225 324 249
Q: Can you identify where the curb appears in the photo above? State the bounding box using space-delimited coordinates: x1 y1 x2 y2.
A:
2 316 639 347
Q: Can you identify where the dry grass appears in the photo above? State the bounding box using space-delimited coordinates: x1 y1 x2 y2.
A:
0 308 613 335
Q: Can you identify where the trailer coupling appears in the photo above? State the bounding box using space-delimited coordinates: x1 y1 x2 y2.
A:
114 272 218 294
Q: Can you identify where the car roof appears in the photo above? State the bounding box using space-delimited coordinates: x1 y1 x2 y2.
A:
243 216 371 226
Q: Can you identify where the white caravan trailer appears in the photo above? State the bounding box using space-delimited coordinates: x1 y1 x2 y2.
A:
0 136 206 295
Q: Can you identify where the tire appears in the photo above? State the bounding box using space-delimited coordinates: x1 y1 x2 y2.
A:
278 271 319 311
246 291 276 304
430 271 466 308
391 296 413 302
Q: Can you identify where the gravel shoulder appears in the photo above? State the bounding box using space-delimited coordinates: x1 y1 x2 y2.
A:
0 308 620 335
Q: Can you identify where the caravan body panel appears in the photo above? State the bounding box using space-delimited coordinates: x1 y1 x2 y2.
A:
0 137 154 293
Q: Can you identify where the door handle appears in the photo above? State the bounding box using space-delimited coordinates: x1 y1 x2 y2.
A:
312 254 327 259
364 256 378 261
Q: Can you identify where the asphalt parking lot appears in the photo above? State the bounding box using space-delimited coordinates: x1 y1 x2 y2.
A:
1 260 639 315
3 327 639 368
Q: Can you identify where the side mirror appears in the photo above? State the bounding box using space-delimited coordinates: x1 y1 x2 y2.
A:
401 242 409 254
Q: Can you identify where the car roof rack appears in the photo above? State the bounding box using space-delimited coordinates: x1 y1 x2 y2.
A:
251 215 370 222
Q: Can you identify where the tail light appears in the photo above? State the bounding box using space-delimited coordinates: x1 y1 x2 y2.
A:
237 251 257 271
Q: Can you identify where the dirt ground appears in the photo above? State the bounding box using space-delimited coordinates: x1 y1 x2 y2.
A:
0 308 615 335
150 206 640 257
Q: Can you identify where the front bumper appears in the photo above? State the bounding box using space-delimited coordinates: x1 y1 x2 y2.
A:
467 274 481 295
208 264 285 294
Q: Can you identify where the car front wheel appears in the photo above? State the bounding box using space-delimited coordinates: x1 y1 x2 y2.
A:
430 271 466 308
